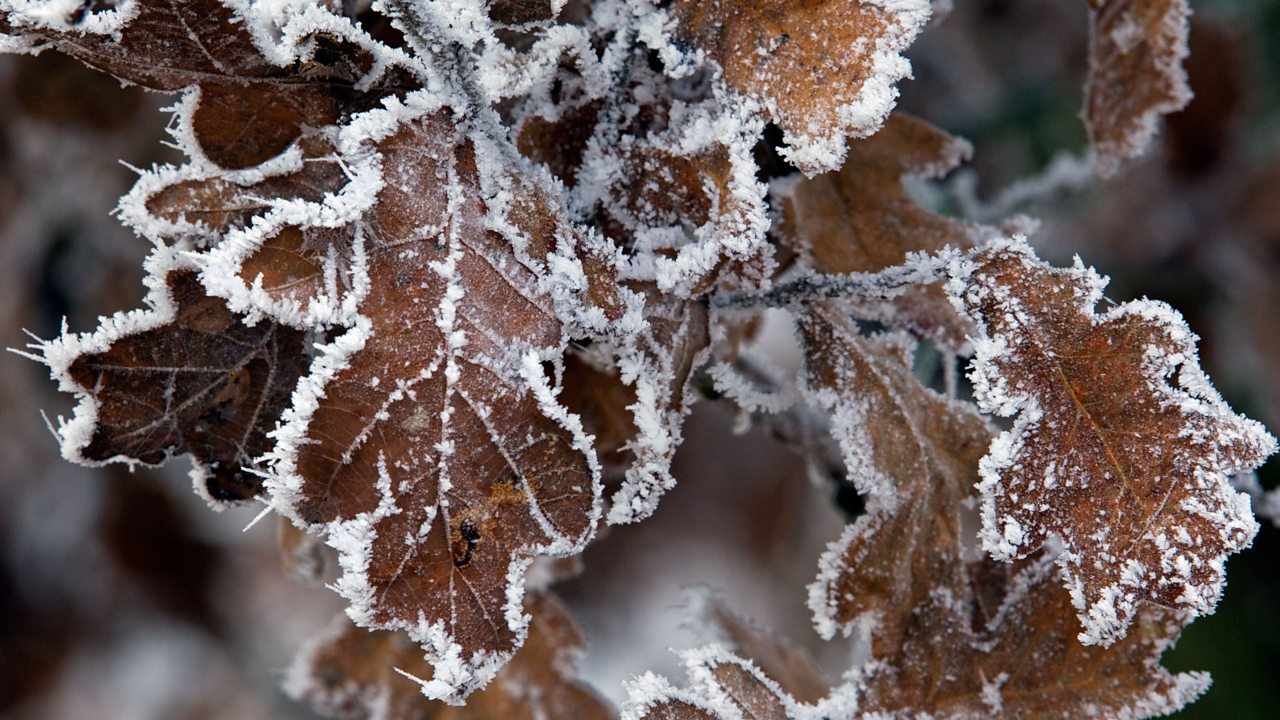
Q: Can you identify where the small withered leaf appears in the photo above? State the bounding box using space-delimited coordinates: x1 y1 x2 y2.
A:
697 597 831 706
289 592 614 720
626 660 780 720
61 270 307 504
664 0 929 173
777 114 989 350
1084 0 1192 177
269 108 605 701
952 237 1277 645
598 113 771 297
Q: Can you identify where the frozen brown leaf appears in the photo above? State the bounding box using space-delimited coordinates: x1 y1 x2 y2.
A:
595 106 771 297
776 113 991 349
1084 0 1192 176
2 0 412 168
289 592 613 720
141 135 349 242
663 0 929 173
633 301 1213 719
951 237 1276 645
696 596 831 706
267 108 611 700
128 131 364 326
45 270 307 504
799 302 990 643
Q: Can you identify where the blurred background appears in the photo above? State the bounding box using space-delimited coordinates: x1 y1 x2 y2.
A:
1 0 1277 717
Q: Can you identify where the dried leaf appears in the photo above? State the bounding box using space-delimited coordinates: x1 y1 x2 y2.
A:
289 592 613 720
1084 0 1192 176
951 237 1277 645
662 0 929 173
267 108 608 700
141 136 348 241
45 270 307 504
776 113 990 349
632 299 1215 719
695 596 831 706
592 100 772 296
799 302 990 643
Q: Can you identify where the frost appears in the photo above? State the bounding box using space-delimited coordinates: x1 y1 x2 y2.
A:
8 0 1273 716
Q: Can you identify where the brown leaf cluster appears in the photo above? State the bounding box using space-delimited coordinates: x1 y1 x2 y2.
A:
7 0 1275 717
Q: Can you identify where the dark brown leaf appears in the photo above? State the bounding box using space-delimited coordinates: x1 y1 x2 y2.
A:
57 270 307 504
4 0 410 167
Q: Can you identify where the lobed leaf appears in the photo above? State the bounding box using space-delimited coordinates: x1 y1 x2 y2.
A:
659 0 930 174
775 113 994 350
267 107 612 701
950 237 1277 645
2 0 415 168
43 269 307 505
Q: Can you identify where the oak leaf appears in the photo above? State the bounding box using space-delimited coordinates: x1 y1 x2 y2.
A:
951 237 1277 645
589 97 772 297
798 302 990 643
266 106 616 701
798 317 1200 713
631 304 1214 718
1084 0 1192 176
40 269 307 505
854 557 1209 718
660 0 929 173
